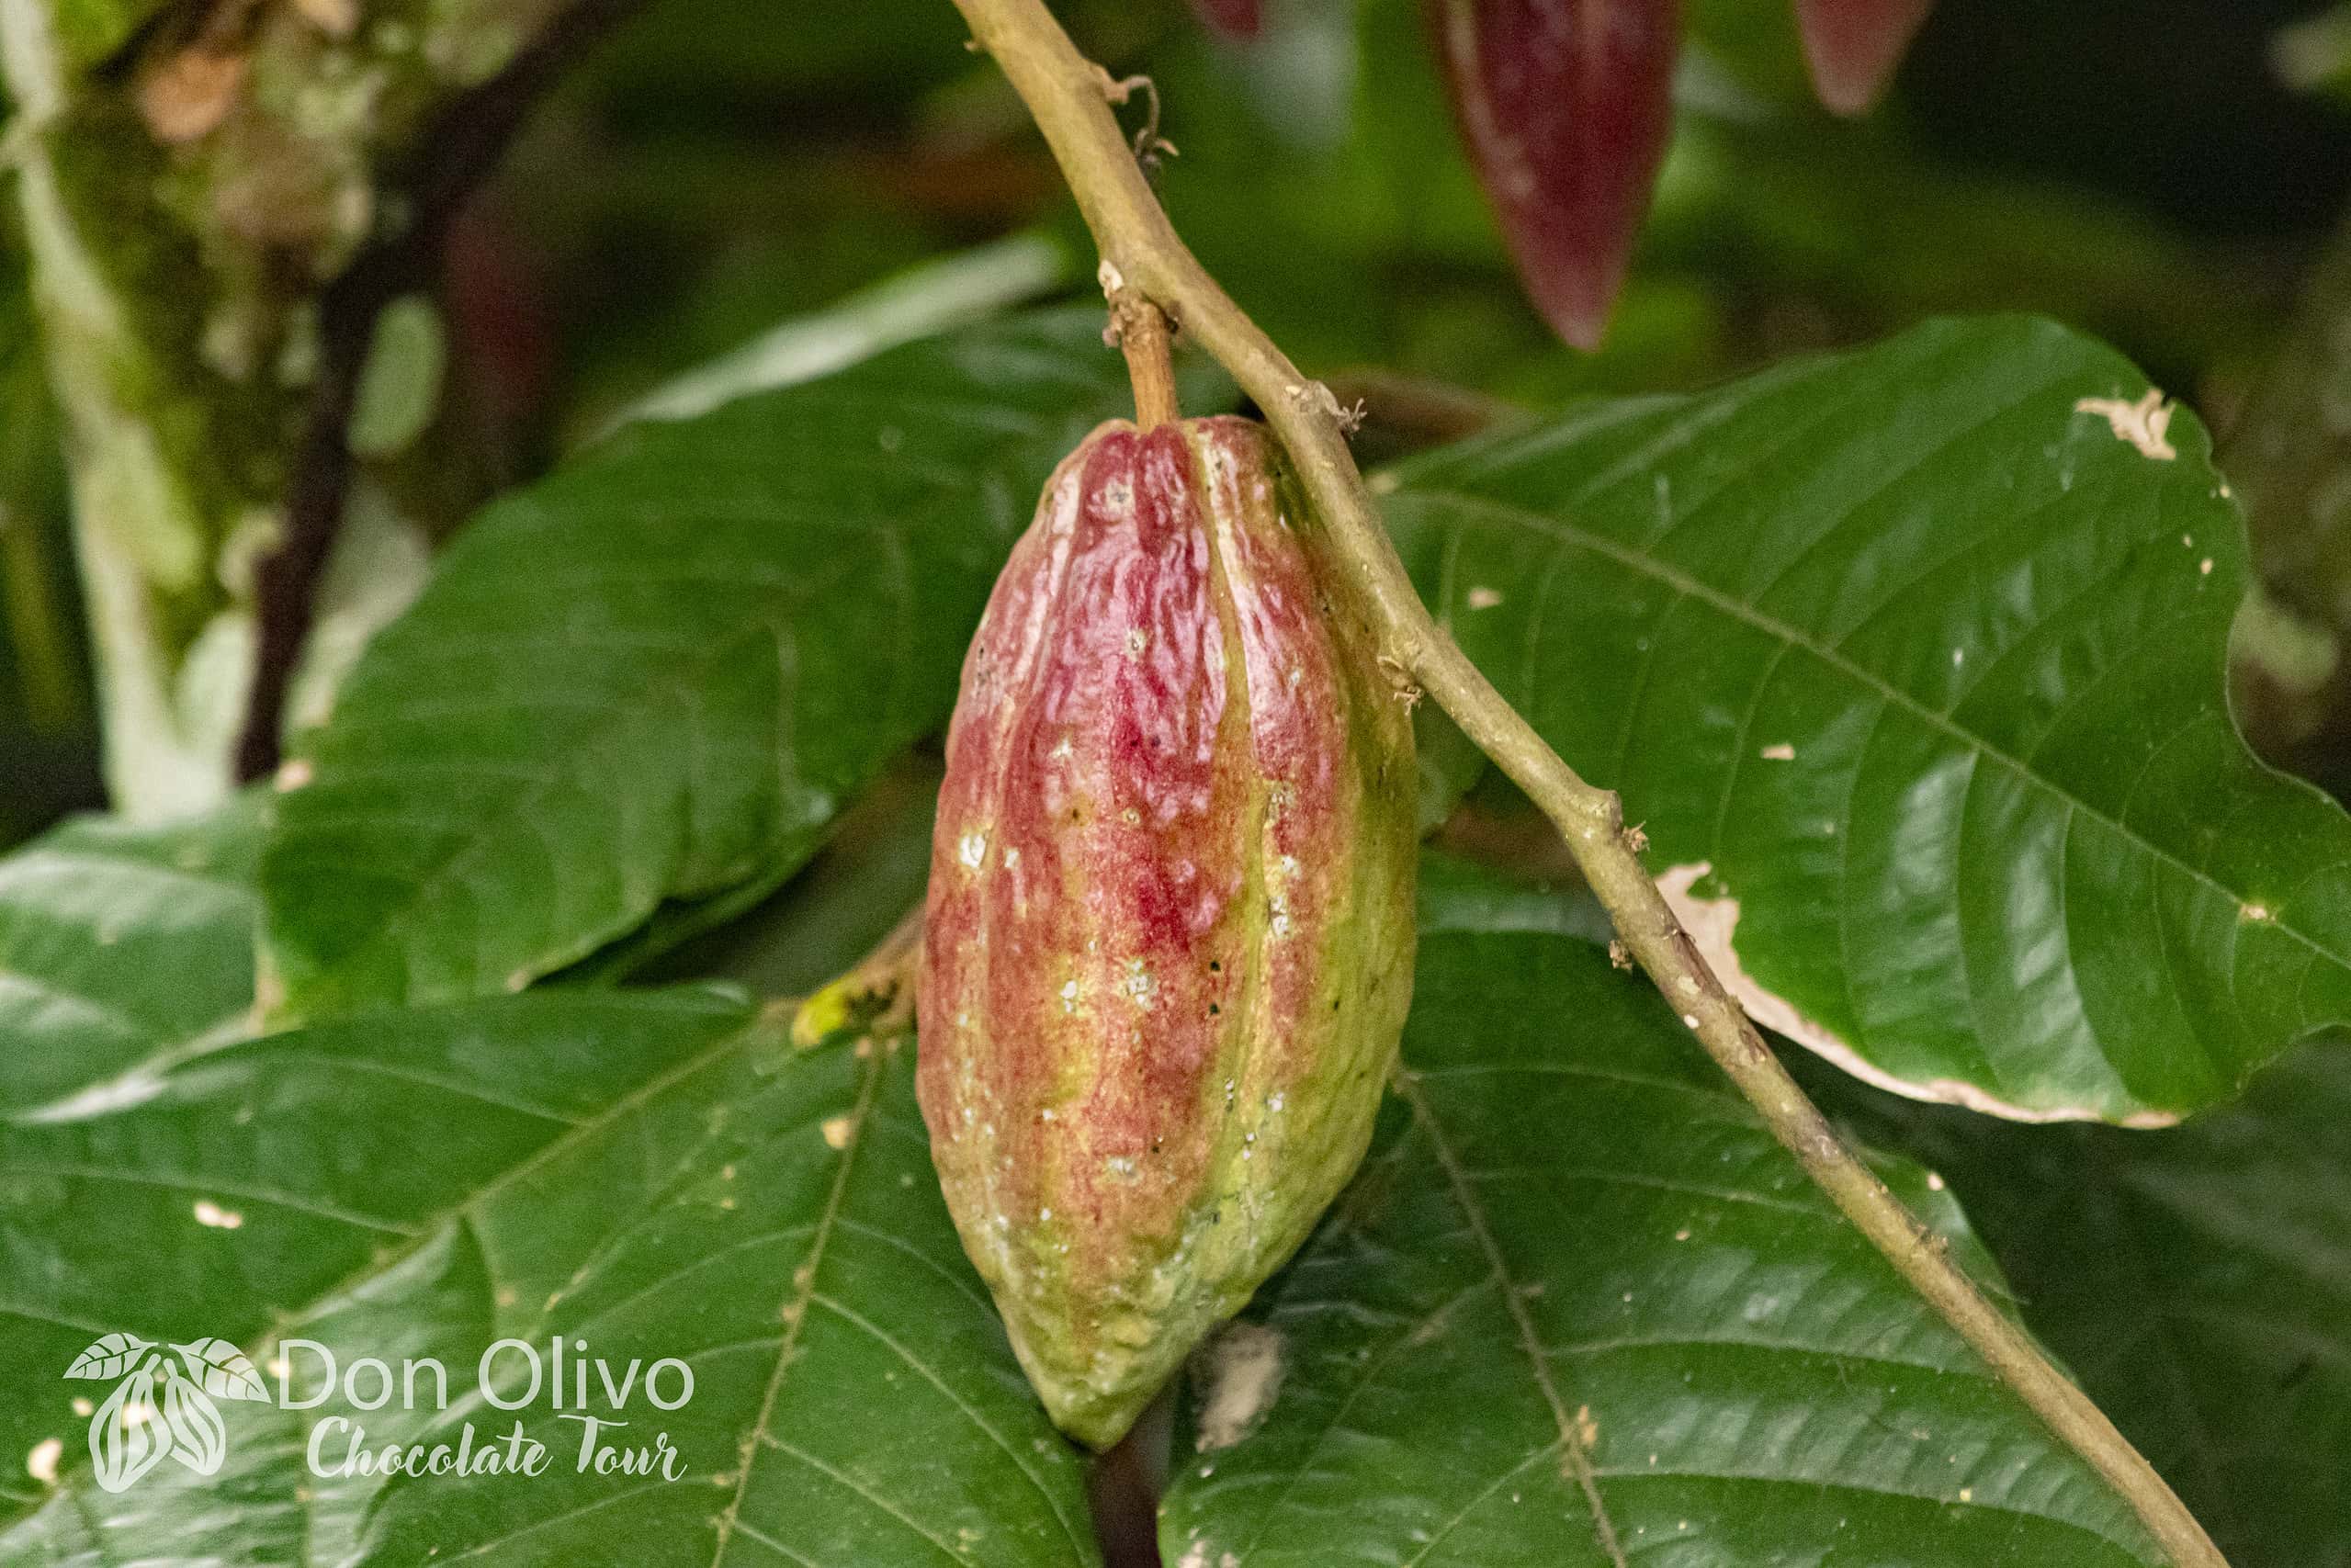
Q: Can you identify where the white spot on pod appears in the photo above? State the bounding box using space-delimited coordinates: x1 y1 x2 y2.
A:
959 829 989 870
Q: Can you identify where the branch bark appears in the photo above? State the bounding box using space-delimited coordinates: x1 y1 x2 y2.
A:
945 2 2229 1563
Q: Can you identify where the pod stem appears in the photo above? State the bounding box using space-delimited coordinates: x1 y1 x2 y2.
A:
1113 290 1181 430
945 2 2230 1563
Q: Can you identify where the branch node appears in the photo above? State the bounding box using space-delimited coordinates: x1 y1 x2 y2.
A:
1288 379 1366 435
1375 651 1423 710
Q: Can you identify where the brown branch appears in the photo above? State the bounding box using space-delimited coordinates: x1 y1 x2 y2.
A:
945 2 2229 1563
234 0 645 781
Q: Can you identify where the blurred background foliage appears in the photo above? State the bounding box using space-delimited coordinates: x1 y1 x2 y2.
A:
6 0 2351 835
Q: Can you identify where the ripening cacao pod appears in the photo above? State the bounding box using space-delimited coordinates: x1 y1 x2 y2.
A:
918 415 1417 1448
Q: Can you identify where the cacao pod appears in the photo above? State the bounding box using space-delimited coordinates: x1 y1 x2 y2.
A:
919 415 1417 1448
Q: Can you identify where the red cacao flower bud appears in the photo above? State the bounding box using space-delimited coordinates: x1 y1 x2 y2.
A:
1795 0 1934 116
918 415 1418 1448
1431 0 1681 350
1190 0 1260 39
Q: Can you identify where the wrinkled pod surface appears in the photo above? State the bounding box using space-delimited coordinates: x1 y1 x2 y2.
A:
918 415 1418 1448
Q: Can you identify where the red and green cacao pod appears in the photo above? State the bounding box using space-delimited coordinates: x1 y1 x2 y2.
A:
918 415 1418 1448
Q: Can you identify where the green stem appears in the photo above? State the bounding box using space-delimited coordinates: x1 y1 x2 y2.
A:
946 2 2228 1563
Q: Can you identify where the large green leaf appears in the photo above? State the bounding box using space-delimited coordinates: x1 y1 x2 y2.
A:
0 983 1097 1564
1386 315 2351 1123
623 750 940 995
1159 857 2166 1566
1812 1039 2351 1568
0 800 260 1116
262 308 1193 1023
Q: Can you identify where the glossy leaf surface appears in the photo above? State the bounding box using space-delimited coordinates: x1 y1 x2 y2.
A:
0 800 260 1116
1820 1039 2351 1568
262 310 1178 1023
0 984 1096 1564
1385 315 2351 1122
1159 859 2165 1566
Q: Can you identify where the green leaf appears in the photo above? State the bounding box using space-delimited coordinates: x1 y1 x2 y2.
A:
49 0 175 70
0 800 261 1116
1811 1039 2351 1568
0 987 1096 1564
263 308 1193 1023
1159 855 2165 1567
620 750 940 995
604 231 1074 436
1386 315 2351 1123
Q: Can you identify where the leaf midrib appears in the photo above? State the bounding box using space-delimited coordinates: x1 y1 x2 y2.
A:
276 400 1082 1012
1391 1068 1627 1568
1 1008 762 1532
1403 483 2346 987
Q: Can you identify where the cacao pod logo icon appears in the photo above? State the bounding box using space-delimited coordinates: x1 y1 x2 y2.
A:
64 1333 270 1492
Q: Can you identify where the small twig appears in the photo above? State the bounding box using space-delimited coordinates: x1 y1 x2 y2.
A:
945 2 2228 1563
234 0 644 779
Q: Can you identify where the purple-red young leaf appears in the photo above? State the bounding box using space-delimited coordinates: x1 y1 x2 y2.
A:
1190 0 1260 40
1794 0 1933 115
1431 0 1681 350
